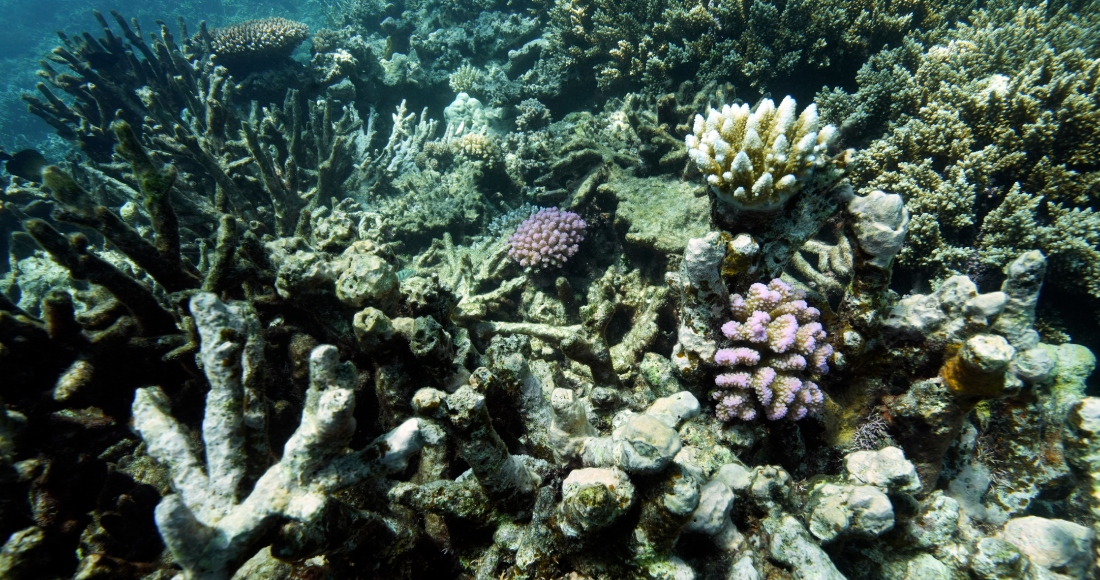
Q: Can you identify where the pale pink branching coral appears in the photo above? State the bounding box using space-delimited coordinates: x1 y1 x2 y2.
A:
712 279 831 421
508 207 587 269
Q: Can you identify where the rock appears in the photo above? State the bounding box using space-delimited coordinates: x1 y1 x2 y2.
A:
645 391 701 429
580 413 682 474
903 492 960 549
882 553 951 580
763 515 846 580
333 248 398 308
845 446 921 493
1000 516 1094 578
806 482 894 542
847 190 909 269
970 537 1029 579
557 467 635 538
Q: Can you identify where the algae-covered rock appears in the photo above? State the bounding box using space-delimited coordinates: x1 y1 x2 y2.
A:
882 553 951 580
557 467 635 538
970 538 1029 580
333 243 399 308
806 481 894 542
764 515 846 580
609 176 710 256
1000 516 1094 578
844 446 921 493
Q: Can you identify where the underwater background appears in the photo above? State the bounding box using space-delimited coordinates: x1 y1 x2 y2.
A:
2 0 1100 578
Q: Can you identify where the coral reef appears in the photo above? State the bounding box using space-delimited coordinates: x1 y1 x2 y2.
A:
3 1 1100 579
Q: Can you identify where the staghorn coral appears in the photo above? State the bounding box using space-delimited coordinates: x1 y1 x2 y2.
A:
132 293 423 579
848 5 1100 297
527 0 975 99
712 278 829 421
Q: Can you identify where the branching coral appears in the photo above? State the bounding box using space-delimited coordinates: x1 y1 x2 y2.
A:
532 0 974 98
686 96 848 211
132 294 423 579
712 278 829 421
849 5 1100 296
507 207 587 269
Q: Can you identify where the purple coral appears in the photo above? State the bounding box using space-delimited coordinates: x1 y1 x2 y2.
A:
712 279 831 421
508 207 587 269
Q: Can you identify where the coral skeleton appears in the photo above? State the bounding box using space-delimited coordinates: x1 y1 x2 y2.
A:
131 294 423 579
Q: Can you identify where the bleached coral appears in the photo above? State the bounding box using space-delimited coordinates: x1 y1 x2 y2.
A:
131 294 423 579
686 96 849 210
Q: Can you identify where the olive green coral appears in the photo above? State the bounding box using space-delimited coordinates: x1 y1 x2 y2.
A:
537 0 975 96
849 5 1100 296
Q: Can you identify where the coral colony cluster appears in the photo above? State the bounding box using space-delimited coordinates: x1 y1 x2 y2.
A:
507 207 587 269
713 279 829 421
4 2 1100 580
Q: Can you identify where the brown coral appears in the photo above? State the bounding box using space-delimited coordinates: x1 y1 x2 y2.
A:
208 17 309 68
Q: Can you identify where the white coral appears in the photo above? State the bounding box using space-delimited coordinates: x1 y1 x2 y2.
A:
686 96 848 210
131 293 423 580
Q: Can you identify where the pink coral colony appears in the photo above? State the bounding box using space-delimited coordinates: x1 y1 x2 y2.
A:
508 207 587 269
713 278 831 421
